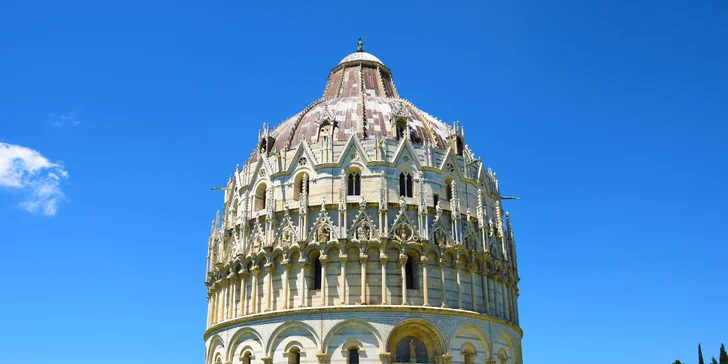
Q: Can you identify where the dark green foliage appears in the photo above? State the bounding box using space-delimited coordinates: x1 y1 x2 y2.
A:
672 360 682 364
700 344 705 364
712 357 718 364
720 344 727 364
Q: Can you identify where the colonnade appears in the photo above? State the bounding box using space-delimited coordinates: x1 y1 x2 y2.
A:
207 251 519 328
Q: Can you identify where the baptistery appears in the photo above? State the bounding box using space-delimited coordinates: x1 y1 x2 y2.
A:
204 41 523 364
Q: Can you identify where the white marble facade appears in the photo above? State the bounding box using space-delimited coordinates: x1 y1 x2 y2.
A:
204 48 523 364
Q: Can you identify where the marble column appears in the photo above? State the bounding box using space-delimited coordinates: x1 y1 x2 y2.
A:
339 255 348 305
469 266 477 311
360 253 368 304
439 259 447 307
217 282 225 322
230 274 238 318
399 254 408 305
490 275 498 317
456 264 463 310
250 266 259 314
298 259 307 308
206 294 212 327
481 271 490 315
421 256 430 306
320 255 329 306
264 264 274 312
380 256 388 304
240 271 249 316
282 260 290 309
379 352 392 364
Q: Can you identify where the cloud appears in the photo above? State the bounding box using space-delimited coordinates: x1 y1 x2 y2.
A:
49 111 81 127
0 143 69 216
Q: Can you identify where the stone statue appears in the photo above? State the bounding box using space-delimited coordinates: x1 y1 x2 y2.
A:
356 224 368 241
357 38 364 52
409 338 416 360
318 225 330 243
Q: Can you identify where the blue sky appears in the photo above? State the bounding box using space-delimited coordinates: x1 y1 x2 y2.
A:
0 1 726 363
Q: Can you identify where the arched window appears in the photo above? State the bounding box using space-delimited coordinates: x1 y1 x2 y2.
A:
294 173 308 201
241 352 252 364
446 180 453 201
464 351 475 364
399 172 413 197
255 183 267 211
349 348 360 364
288 347 301 364
405 257 415 289
313 256 322 290
348 172 361 196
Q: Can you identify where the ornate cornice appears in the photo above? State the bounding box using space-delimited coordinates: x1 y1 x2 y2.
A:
202 304 523 341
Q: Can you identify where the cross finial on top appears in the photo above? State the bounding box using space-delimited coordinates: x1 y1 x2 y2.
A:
357 38 364 52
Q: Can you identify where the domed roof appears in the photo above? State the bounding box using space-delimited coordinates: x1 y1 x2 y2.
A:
258 43 460 157
339 51 384 65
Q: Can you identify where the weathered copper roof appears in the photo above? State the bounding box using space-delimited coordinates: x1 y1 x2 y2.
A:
264 50 456 153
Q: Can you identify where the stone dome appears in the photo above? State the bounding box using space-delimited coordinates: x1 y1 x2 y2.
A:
259 48 462 160
203 43 523 364
339 51 384 65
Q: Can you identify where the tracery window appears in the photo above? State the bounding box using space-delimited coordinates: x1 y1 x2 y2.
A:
446 180 454 201
399 172 413 198
348 172 361 196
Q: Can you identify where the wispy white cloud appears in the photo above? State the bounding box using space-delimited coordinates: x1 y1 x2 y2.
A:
49 111 81 127
0 143 69 216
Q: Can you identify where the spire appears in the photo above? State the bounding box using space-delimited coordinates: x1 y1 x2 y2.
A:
357 37 364 52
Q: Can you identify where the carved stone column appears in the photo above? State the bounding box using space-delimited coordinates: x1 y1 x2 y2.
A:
230 274 238 318
282 259 290 309
360 253 368 304
399 254 408 305
421 256 430 306
439 259 447 308
298 258 307 308
218 280 227 322
264 264 275 312
380 256 388 304
489 274 498 317
379 352 392 364
469 265 477 311
456 262 463 309
320 255 329 307
206 293 212 327
486 359 497 364
439 354 453 364
261 357 273 364
250 266 260 314
240 271 250 316
339 255 348 305
482 269 490 315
